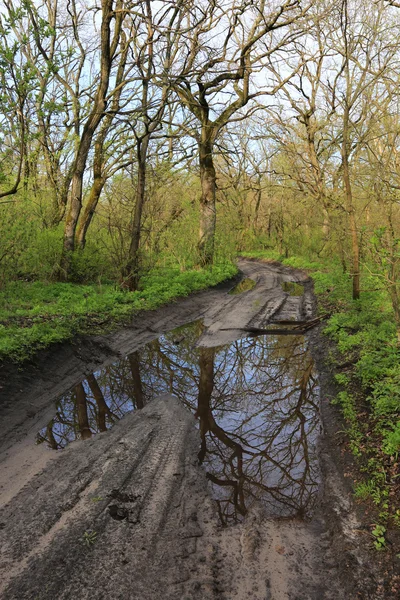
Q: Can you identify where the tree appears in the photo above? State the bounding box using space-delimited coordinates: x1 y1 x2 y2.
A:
122 0 176 290
58 0 126 277
263 10 336 240
333 0 399 299
15 0 131 277
0 4 34 199
15 0 76 223
75 26 133 249
167 0 312 266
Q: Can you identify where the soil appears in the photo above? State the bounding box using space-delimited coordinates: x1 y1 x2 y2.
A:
0 259 399 599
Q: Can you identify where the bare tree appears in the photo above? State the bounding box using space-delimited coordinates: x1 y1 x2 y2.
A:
75 25 133 249
5 0 130 272
58 0 126 278
122 0 177 290
167 0 312 266
332 0 399 298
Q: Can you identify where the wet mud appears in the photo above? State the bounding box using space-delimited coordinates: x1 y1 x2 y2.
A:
0 259 395 599
37 325 320 524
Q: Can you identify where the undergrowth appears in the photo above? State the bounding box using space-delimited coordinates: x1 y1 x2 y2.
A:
0 263 237 361
241 250 400 528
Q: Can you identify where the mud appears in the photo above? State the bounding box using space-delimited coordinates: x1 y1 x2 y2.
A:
0 259 397 599
35 324 321 524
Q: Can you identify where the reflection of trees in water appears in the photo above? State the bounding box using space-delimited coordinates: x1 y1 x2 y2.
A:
140 325 320 524
196 346 247 522
205 344 318 525
37 323 320 525
36 352 145 449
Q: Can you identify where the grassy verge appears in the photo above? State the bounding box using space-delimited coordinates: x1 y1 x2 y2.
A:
0 263 237 362
242 251 400 531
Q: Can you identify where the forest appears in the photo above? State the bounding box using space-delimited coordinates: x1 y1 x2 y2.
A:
1 0 400 532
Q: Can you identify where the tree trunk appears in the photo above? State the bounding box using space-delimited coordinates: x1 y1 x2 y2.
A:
342 106 360 300
60 121 105 277
198 133 216 267
196 346 215 464
304 115 330 239
76 30 129 249
128 352 145 409
59 0 114 280
76 176 106 250
63 158 86 249
75 383 93 440
254 180 262 232
124 137 149 290
322 208 330 238
86 373 112 432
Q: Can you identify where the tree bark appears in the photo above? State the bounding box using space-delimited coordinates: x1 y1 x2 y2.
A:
198 132 216 267
75 383 93 440
76 175 106 250
302 113 330 238
124 137 149 290
128 351 145 409
59 0 116 279
342 105 360 300
76 29 129 249
86 373 112 432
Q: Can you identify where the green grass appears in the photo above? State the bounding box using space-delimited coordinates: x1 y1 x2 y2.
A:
0 263 237 361
242 249 400 527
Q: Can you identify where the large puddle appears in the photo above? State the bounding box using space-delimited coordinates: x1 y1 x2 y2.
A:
37 322 320 525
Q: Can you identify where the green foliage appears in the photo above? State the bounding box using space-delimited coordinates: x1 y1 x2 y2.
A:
316 269 399 523
0 202 35 286
239 250 282 262
240 250 330 276
70 243 115 282
0 262 237 361
382 423 400 456
82 530 97 547
354 480 381 503
332 391 363 457
371 524 387 551
334 373 350 387
0 175 239 362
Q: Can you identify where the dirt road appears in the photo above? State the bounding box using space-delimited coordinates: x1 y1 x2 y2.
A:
0 260 391 599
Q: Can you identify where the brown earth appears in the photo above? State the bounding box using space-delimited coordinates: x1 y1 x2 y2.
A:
0 259 397 599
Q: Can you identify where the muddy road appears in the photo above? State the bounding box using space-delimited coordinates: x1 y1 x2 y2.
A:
0 260 392 599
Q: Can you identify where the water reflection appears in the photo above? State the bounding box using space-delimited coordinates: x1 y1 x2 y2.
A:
229 278 257 295
37 323 320 524
36 351 146 449
281 281 304 296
